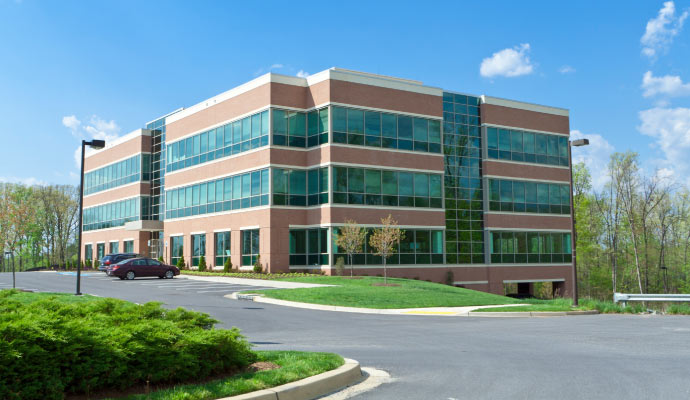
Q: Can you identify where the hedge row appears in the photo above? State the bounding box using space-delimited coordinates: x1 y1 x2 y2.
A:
0 290 256 399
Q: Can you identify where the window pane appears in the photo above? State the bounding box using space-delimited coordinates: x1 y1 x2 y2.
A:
365 111 381 136
399 172 413 195
348 168 364 192
289 112 306 137
382 171 398 195
334 167 347 192
365 170 381 194
347 109 364 134
398 116 412 139
332 107 347 132
289 170 306 195
413 118 428 141
382 114 397 138
273 110 287 134
414 174 429 196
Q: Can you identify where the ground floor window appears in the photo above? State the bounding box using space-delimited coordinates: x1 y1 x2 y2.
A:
332 228 443 265
96 243 105 260
289 228 328 265
171 236 183 266
242 230 260 266
85 244 93 263
215 231 231 267
192 234 206 267
123 240 134 253
109 241 119 254
489 231 572 264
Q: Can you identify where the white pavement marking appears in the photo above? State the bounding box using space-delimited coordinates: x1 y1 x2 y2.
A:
197 287 274 293
175 285 252 291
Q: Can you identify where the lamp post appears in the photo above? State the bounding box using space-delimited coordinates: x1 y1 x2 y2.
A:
568 138 589 306
76 139 105 295
4 251 13 288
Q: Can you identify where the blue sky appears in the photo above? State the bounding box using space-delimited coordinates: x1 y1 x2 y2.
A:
1 1 689 189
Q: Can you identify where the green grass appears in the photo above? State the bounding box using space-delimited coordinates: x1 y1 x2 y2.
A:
0 290 99 304
476 298 586 312
243 276 519 309
112 351 344 400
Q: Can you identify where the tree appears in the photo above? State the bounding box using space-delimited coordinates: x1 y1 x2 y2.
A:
333 219 366 277
369 214 405 285
223 257 232 273
198 255 207 272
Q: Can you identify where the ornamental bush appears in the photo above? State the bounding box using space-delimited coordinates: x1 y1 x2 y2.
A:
0 290 256 400
176 253 186 270
198 255 207 272
224 257 232 273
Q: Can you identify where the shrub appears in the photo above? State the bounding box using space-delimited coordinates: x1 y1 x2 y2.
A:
335 257 345 276
198 255 207 272
253 255 262 273
176 254 186 270
158 256 164 263
224 257 232 273
0 290 256 400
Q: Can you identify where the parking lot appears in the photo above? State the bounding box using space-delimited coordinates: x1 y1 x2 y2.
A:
3 271 690 400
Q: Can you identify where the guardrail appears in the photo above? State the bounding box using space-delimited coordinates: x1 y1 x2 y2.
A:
613 293 690 307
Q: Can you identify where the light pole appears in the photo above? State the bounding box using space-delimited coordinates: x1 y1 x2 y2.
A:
4 251 13 288
568 138 589 306
76 139 106 295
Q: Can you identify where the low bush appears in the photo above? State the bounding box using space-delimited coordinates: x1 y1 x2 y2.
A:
0 290 256 400
223 257 232 273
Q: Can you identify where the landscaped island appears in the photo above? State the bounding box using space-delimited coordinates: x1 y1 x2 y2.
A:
0 290 343 400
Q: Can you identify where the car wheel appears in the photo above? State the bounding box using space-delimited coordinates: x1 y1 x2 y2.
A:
165 270 174 279
125 271 136 280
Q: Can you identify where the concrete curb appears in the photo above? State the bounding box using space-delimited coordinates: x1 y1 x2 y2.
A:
220 358 362 400
469 310 600 317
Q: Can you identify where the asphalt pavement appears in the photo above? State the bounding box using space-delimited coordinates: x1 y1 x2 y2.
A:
2 271 690 400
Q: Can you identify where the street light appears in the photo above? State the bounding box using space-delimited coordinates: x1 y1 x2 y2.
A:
568 138 589 306
4 251 13 288
76 139 105 295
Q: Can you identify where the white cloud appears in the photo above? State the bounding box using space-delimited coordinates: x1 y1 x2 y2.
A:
641 70 690 97
641 1 688 58
559 65 575 74
269 64 284 70
0 176 47 186
570 130 616 190
62 115 81 131
638 107 690 186
63 114 121 168
296 70 310 78
480 43 534 78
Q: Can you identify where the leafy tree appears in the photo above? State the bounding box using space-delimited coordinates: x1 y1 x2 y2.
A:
369 214 405 285
333 219 366 277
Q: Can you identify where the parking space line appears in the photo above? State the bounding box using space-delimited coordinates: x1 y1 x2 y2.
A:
175 285 243 291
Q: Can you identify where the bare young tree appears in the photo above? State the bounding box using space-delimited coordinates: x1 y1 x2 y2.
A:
369 214 405 285
333 219 366 277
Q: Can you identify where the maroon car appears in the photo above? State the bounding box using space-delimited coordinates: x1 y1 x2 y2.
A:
106 257 180 280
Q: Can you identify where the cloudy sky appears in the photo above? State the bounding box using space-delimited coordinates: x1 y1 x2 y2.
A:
0 1 688 190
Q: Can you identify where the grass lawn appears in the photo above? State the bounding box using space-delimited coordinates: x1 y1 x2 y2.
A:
3 290 99 304
113 351 344 400
242 276 520 309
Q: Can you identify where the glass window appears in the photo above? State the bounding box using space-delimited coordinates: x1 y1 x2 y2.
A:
241 229 260 266
365 170 381 194
382 114 397 138
413 118 428 141
365 111 381 136
347 109 364 134
214 231 231 267
332 107 347 132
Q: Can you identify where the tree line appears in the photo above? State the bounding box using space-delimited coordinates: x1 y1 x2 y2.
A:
0 183 79 272
574 151 690 299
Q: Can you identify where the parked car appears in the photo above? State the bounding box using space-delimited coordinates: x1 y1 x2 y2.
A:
106 257 180 280
99 253 141 271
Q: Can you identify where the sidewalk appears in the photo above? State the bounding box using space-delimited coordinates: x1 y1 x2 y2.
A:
181 274 333 289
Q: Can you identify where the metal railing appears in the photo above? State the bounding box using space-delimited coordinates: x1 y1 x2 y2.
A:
613 293 690 307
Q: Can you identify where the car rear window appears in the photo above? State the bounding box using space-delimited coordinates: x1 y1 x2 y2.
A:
101 256 113 262
115 258 131 265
